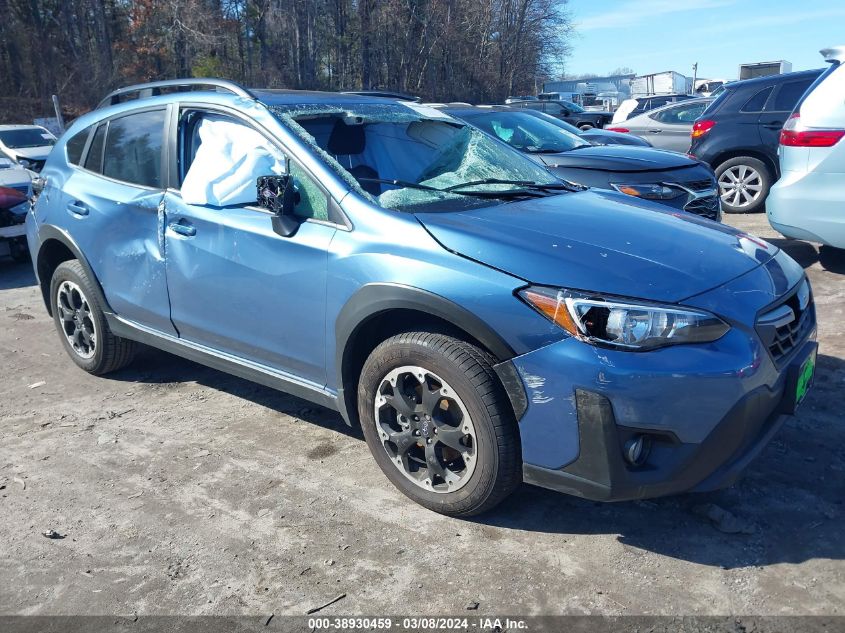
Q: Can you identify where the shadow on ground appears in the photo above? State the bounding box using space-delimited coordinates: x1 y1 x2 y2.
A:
767 238 845 274
103 344 845 571
108 346 361 440
0 259 36 290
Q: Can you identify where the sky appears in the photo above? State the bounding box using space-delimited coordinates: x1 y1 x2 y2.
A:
562 0 844 81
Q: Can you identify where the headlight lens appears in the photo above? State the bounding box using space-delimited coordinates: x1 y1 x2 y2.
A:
519 287 729 350
611 183 683 200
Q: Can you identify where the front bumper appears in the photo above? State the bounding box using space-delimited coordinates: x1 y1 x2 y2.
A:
509 256 814 502
522 366 790 501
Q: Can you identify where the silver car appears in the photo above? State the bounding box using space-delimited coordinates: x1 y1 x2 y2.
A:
608 98 713 152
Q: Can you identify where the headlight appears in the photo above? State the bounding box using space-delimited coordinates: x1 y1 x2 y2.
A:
611 183 683 200
519 287 729 351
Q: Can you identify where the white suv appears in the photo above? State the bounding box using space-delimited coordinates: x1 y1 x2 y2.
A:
768 46 845 249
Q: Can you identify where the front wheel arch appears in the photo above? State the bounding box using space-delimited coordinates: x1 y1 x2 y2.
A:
335 285 518 427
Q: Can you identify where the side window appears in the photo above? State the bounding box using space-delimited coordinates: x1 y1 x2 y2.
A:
654 102 706 124
771 79 814 112
741 86 772 113
179 111 287 207
651 105 680 123
83 123 106 173
65 128 90 165
289 161 329 222
102 110 165 188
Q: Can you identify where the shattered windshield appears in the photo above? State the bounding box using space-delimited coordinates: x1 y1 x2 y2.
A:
459 110 590 154
270 102 562 212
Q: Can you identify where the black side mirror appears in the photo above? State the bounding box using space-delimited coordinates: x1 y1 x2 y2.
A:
257 174 299 237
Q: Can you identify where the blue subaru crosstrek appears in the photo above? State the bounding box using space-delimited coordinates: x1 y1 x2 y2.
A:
27 79 817 516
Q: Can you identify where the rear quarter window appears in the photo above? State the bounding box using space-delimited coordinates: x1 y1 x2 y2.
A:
84 124 106 173
65 128 90 165
102 110 165 188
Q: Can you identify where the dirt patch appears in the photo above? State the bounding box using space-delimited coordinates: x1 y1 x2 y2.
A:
1 212 844 616
306 442 339 460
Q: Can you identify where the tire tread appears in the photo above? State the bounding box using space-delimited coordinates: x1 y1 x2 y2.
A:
359 331 521 517
52 260 136 375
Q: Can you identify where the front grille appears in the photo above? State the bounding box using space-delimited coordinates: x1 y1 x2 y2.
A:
683 195 720 220
756 279 815 366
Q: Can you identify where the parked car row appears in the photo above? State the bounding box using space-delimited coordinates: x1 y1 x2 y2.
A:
508 99 614 130
0 124 57 172
604 66 830 216
25 78 816 516
608 98 713 152
440 104 720 220
0 158 33 262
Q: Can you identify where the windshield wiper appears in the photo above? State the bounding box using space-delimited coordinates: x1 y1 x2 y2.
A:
356 176 580 200
440 178 537 191
356 177 543 200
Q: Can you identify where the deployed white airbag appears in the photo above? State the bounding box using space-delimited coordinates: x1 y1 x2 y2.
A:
181 116 286 207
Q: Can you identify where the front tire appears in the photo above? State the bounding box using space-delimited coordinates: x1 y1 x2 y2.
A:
50 260 136 375
358 332 522 517
716 156 772 214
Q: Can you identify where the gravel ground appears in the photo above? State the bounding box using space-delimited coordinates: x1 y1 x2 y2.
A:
0 213 843 617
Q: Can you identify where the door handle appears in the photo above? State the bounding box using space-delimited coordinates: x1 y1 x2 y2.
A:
763 122 784 129
648 129 662 134
67 201 89 216
168 221 196 237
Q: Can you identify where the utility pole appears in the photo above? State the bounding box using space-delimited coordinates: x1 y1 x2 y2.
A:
691 62 698 96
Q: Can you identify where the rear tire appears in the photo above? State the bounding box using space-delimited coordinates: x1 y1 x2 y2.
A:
50 260 136 375
358 332 522 517
716 156 772 214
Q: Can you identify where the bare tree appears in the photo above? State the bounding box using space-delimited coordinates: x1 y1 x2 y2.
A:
0 0 573 121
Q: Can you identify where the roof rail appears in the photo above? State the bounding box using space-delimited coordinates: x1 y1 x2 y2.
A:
96 78 254 109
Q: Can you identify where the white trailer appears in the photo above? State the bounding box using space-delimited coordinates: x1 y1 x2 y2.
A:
630 71 690 97
738 60 792 80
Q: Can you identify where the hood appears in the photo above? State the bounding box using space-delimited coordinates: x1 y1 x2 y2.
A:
535 145 694 172
416 190 776 303
12 146 53 161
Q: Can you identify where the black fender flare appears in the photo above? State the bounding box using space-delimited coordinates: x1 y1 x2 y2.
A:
334 283 524 426
35 224 113 317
